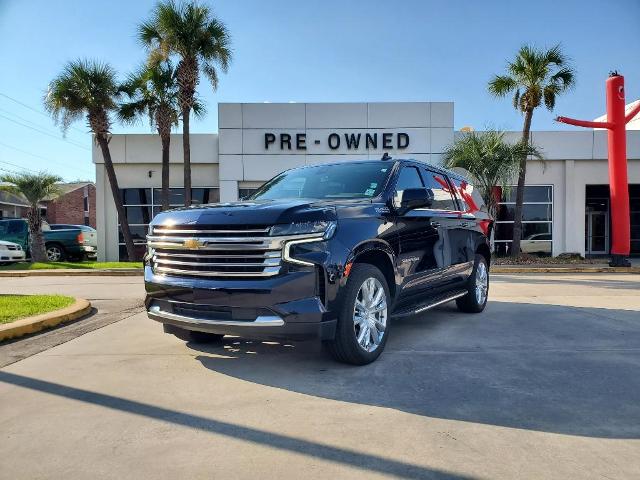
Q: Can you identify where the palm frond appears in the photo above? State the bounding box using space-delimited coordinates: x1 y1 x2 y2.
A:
44 58 120 135
117 60 181 132
0 172 62 206
139 0 233 94
488 75 517 97
489 44 575 114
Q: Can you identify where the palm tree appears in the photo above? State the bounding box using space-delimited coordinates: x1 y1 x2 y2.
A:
488 44 574 256
119 62 180 211
139 0 232 206
44 59 137 261
443 130 543 220
0 172 61 262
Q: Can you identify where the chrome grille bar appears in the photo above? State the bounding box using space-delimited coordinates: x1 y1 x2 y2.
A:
153 257 281 268
152 227 271 235
154 265 282 277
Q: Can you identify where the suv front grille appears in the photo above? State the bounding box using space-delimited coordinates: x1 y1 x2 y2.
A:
147 225 324 279
147 225 280 278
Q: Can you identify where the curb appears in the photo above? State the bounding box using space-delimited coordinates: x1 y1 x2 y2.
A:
492 266 640 274
0 297 92 342
0 269 143 277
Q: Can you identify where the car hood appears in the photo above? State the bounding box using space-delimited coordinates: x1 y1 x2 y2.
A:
150 198 377 226
0 240 20 247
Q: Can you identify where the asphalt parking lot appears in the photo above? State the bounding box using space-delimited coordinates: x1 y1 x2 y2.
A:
1 273 639 479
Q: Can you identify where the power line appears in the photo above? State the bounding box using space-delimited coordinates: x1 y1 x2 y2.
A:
0 159 38 174
0 92 86 135
0 106 88 144
0 113 90 151
0 140 93 176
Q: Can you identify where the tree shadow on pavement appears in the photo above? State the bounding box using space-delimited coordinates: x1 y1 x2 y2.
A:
189 301 640 440
0 370 470 480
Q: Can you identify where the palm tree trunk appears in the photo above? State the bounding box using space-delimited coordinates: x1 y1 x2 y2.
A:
27 205 47 262
182 107 192 206
97 135 136 262
161 134 170 211
511 109 534 256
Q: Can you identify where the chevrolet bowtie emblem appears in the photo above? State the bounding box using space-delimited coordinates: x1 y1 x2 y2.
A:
184 238 205 249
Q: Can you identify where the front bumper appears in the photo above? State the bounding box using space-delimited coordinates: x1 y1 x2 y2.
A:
144 266 336 340
0 250 26 262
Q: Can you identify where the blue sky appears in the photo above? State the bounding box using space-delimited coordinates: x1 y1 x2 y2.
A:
0 0 639 181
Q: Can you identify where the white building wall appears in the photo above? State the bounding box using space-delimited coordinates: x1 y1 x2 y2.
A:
94 133 219 261
499 130 640 256
217 102 453 202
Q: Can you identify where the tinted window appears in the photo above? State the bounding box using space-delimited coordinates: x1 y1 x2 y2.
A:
395 167 424 191
500 186 552 203
251 162 392 200
497 204 552 222
421 170 457 211
239 188 260 200
449 177 485 213
121 188 151 205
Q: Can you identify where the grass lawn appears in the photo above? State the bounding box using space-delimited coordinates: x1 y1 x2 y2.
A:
0 261 143 271
0 295 75 324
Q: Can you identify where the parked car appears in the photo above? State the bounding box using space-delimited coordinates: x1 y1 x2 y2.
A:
49 224 98 256
0 219 97 261
0 239 26 264
144 159 492 365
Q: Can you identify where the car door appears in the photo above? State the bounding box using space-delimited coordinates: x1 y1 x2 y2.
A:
447 176 481 277
419 168 470 288
391 165 446 302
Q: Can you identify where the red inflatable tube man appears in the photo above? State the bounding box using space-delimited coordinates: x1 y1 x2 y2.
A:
557 73 640 267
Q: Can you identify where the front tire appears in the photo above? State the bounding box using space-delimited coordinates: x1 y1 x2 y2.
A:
325 264 390 365
456 254 489 313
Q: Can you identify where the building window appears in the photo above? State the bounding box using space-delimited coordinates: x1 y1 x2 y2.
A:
239 187 259 199
118 187 219 261
494 185 553 256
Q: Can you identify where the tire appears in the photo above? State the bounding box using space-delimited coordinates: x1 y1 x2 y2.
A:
45 243 65 262
325 263 391 365
456 254 489 313
162 324 225 344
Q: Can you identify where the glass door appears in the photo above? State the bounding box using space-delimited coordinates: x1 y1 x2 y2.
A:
586 210 609 255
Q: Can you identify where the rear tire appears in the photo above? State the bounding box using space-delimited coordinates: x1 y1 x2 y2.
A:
45 243 65 262
325 264 390 365
163 324 225 344
456 254 489 313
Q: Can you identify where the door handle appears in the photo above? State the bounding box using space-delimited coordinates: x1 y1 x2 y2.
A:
430 221 441 228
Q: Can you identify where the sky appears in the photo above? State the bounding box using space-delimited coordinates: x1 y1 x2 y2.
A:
0 0 639 182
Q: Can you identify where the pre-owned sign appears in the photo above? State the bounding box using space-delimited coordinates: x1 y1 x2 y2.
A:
264 132 410 151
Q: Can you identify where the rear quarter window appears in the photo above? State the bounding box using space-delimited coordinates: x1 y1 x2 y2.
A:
449 177 484 214
420 170 457 211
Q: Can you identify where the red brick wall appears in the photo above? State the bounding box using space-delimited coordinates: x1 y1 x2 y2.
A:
44 184 96 228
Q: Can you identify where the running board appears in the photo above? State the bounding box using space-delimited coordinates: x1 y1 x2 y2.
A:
392 290 468 318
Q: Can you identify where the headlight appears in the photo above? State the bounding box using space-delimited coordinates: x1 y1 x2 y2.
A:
270 221 336 239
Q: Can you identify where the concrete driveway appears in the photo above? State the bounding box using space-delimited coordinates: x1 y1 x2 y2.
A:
1 273 639 479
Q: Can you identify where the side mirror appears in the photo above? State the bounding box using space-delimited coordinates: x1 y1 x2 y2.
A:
398 188 434 213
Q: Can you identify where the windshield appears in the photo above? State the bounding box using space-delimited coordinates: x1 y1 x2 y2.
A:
249 162 393 200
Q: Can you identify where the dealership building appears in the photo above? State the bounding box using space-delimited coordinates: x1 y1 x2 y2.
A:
93 101 640 261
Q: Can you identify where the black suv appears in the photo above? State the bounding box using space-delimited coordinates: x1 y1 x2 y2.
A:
144 159 492 365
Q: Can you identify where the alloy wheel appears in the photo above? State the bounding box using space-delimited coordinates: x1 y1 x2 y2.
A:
46 246 62 262
475 261 488 304
353 277 387 352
